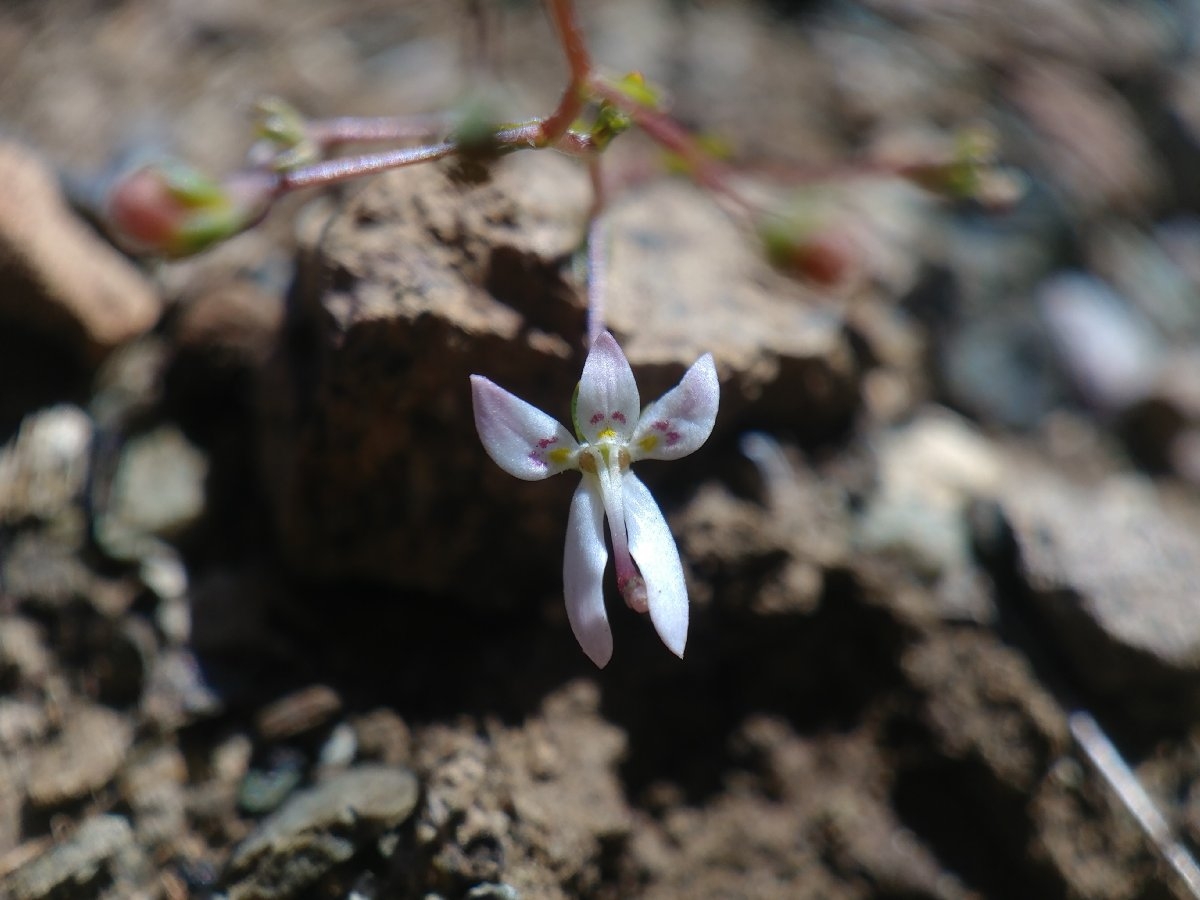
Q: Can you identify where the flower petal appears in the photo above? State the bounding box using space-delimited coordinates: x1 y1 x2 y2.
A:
630 353 719 461
575 331 640 443
471 375 579 480
564 481 613 668
623 473 688 658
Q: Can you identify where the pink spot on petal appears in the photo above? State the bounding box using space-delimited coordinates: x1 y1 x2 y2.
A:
589 413 605 425
611 411 627 424
666 431 682 446
536 436 558 449
653 420 670 432
527 452 547 468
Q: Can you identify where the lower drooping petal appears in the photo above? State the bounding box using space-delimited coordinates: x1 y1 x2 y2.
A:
564 481 613 668
470 375 579 480
622 473 689 658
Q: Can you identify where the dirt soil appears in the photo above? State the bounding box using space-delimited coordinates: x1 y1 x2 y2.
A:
3 1 1200 898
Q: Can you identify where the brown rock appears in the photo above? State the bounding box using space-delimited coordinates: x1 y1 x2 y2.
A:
413 681 630 898
903 631 1068 794
0 142 160 363
1000 466 1200 723
266 152 858 600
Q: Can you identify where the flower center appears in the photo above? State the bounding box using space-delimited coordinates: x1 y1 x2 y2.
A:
576 441 631 475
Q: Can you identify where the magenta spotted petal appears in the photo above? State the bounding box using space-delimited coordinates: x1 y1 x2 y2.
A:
574 331 640 444
630 353 719 462
470 375 579 480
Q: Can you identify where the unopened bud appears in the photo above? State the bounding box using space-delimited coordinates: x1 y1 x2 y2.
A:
896 125 1023 209
105 162 277 258
759 213 858 288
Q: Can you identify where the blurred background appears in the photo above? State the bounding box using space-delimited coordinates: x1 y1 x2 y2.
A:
2 1 1200 898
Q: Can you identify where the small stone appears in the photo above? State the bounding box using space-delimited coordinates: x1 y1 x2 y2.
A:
88 338 168 431
353 709 412 767
858 408 1002 579
0 616 52 688
140 649 223 730
317 723 358 772
0 142 160 365
0 405 92 526
1036 272 1160 413
466 884 521 900
25 704 133 810
225 765 420 900
120 745 187 850
238 749 306 816
1 815 148 900
1087 222 1200 339
0 532 93 607
255 684 343 742
95 424 209 556
0 699 50 750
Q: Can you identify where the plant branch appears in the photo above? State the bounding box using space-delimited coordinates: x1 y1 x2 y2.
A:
584 157 607 345
306 114 454 149
277 141 459 191
538 0 593 145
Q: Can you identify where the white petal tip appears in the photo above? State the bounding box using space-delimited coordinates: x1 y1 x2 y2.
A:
576 630 613 668
661 629 687 660
650 600 689 659
588 648 613 669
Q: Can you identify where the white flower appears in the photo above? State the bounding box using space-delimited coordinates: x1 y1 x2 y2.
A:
470 332 719 667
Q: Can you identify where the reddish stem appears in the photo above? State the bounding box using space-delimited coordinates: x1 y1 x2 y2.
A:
546 0 593 80
307 114 453 148
539 0 593 145
278 142 458 191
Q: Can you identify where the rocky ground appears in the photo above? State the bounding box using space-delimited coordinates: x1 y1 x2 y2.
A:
3 0 1200 898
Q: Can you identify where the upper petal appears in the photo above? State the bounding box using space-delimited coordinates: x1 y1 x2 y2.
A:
629 353 719 461
575 331 640 443
564 481 613 668
470 375 579 480
623 473 689 658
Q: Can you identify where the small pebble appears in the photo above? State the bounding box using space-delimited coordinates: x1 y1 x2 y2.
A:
255 685 342 742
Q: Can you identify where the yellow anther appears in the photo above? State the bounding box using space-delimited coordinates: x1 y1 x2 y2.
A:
548 447 572 466
597 428 618 440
